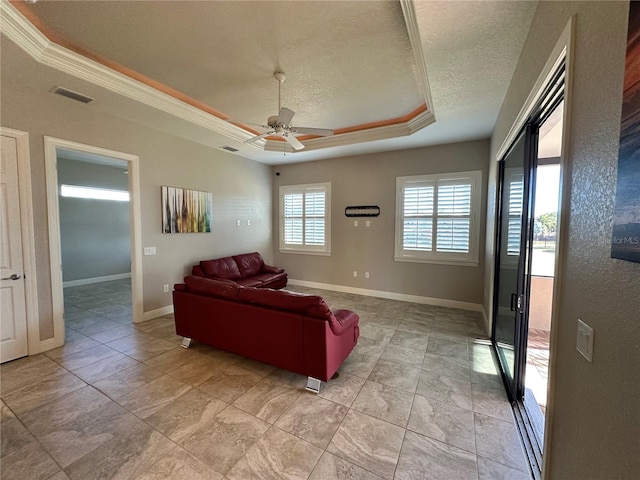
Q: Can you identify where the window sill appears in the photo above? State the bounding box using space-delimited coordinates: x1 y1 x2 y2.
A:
394 256 479 267
279 249 331 257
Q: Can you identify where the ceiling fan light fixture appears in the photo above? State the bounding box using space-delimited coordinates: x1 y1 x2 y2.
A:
241 71 334 151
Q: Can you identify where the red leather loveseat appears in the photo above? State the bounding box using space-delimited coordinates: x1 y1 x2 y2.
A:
192 252 287 289
173 275 359 389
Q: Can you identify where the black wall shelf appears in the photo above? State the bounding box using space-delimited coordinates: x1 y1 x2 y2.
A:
344 205 380 217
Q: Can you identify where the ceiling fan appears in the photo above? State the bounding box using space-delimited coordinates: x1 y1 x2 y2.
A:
240 72 334 151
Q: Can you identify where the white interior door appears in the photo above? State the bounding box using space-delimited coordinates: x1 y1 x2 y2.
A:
1 134 29 363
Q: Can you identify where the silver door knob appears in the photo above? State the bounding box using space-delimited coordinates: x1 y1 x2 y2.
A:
1 274 21 281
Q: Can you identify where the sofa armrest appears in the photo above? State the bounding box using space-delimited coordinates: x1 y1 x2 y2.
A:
328 309 359 336
174 283 187 292
261 264 285 274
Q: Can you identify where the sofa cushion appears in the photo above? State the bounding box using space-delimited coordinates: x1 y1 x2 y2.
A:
200 257 242 280
184 275 239 299
191 265 205 277
237 287 332 319
232 252 264 278
251 272 287 285
235 277 263 287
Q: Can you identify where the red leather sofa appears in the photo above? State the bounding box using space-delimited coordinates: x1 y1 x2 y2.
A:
192 252 287 289
173 275 359 388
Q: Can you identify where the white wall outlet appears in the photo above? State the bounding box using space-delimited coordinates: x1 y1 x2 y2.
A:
366 220 371 227
163 284 169 293
577 318 594 362
354 220 358 227
353 271 358 277
143 247 156 256
365 272 370 279
236 220 241 226
247 219 251 226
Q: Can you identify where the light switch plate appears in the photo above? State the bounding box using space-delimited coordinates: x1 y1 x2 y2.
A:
143 247 156 256
576 318 594 362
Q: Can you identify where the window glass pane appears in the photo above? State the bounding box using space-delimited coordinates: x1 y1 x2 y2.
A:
284 193 303 217
403 218 433 250
508 176 524 216
305 191 325 217
437 183 471 215
284 218 303 244
60 184 129 202
404 186 434 216
507 218 521 255
304 218 325 245
436 218 470 252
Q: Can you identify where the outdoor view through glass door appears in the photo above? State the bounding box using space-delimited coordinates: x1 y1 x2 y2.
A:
524 101 563 451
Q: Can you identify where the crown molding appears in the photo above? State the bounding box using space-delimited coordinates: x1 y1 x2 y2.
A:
400 0 436 119
1 0 437 154
0 1 248 142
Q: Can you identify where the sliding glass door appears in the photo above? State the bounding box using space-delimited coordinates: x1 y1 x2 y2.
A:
492 125 538 400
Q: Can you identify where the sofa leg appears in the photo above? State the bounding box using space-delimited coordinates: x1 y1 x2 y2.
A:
181 337 192 349
305 376 322 394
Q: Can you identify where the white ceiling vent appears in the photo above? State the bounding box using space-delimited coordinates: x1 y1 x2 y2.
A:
51 86 94 104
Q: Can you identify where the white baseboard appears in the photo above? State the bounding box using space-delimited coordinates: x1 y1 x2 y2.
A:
63 273 131 288
288 279 484 313
142 305 173 322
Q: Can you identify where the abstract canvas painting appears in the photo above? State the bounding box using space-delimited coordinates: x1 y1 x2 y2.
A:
162 186 212 233
611 2 640 263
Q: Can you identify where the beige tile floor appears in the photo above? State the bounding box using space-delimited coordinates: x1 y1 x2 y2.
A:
1 280 531 480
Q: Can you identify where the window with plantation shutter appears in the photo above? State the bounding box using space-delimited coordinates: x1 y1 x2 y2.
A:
395 171 481 265
280 183 331 255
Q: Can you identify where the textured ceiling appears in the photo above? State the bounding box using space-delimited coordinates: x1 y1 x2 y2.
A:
1 0 538 165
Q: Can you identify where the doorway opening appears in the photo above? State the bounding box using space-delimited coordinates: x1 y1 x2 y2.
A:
44 137 143 350
524 101 563 449
56 150 133 341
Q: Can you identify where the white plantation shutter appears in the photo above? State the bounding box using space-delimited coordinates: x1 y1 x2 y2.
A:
506 174 524 256
304 190 325 245
436 183 472 253
280 183 331 254
283 193 303 244
396 171 481 265
403 185 434 250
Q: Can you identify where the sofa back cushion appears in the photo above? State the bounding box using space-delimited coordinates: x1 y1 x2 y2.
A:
184 275 239 299
200 257 242 280
192 265 205 277
232 252 264 278
237 287 332 319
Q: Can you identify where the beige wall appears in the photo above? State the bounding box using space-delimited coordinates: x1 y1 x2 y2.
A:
272 139 489 306
487 1 639 478
0 80 272 340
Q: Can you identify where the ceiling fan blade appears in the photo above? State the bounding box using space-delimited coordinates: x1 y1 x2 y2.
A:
291 127 334 137
284 134 305 150
244 131 272 145
239 121 271 129
277 107 295 126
